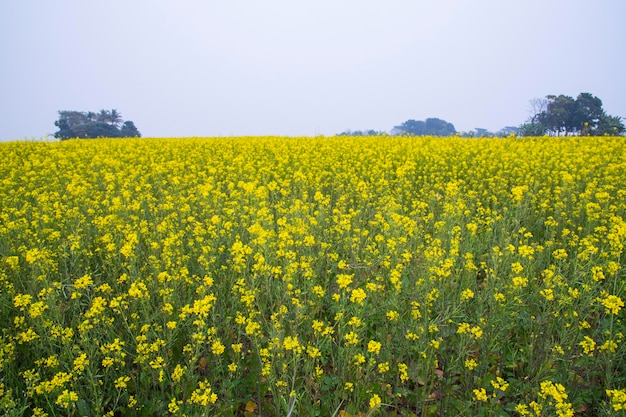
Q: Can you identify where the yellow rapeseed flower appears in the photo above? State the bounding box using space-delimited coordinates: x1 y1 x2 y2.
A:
369 393 382 408
55 389 78 408
600 294 624 315
367 340 382 355
473 388 488 402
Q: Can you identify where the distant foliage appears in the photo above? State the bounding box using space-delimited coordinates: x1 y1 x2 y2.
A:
54 109 141 140
336 129 386 137
520 93 624 136
461 126 520 138
392 117 456 136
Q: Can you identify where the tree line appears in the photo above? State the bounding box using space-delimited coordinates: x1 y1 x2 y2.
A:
338 118 458 137
56 92 623 139
340 92 623 137
54 109 141 140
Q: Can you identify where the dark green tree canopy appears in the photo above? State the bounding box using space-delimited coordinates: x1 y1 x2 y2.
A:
521 93 624 136
120 121 141 138
54 109 141 140
393 118 456 136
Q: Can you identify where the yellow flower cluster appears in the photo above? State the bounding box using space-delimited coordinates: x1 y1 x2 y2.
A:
606 388 626 411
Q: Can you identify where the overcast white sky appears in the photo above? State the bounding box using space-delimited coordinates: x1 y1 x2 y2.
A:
1 1 625 139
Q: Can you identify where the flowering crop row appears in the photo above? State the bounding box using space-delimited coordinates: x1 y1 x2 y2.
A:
0 136 625 416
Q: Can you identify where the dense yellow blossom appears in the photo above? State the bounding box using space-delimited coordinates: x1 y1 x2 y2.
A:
473 388 488 402
1 136 625 415
606 388 626 411
600 294 624 315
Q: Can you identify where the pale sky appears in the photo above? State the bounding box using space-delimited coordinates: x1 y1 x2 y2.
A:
1 1 625 140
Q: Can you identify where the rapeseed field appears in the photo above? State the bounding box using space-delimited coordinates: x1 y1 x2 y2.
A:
0 136 624 416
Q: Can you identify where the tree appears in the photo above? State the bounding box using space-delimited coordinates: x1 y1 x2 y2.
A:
73 121 120 138
473 128 491 137
393 117 456 136
496 126 520 136
120 121 141 137
595 114 625 136
518 122 547 136
574 93 603 134
541 94 578 135
96 109 123 127
519 93 623 136
54 109 141 140
528 98 548 121
524 94 574 136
